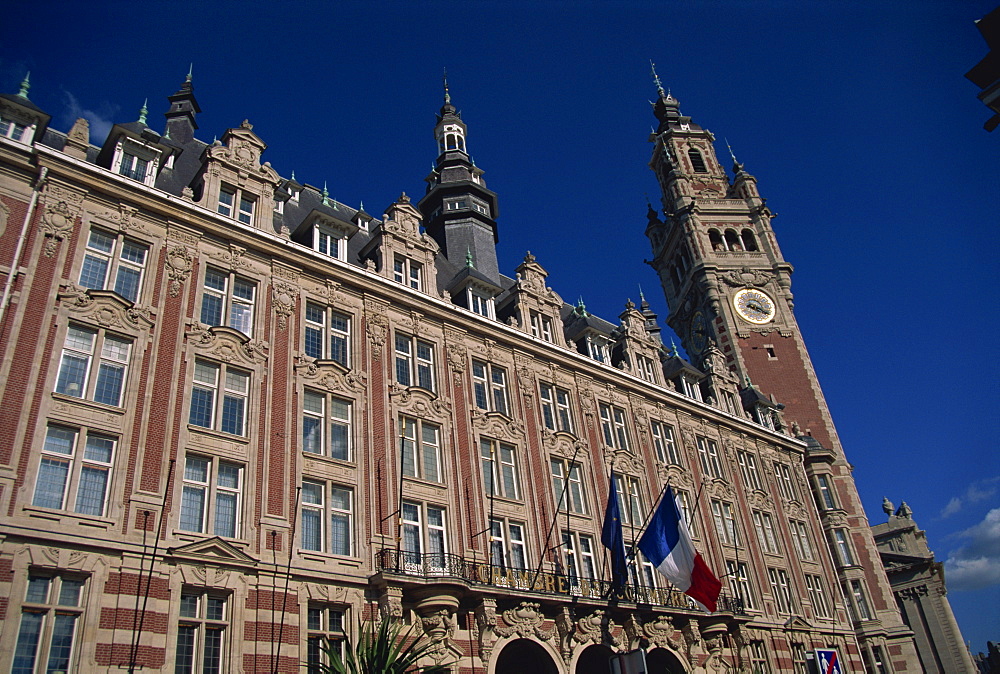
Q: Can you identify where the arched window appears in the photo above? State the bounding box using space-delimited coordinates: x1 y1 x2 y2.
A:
724 229 742 251
457 136 465 152
741 228 759 251
709 229 724 251
446 134 458 150
688 148 708 173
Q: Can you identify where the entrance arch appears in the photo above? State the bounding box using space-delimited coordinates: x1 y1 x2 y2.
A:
574 644 615 674
646 647 687 674
495 638 560 674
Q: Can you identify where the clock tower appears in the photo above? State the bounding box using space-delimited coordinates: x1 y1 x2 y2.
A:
644 73 922 670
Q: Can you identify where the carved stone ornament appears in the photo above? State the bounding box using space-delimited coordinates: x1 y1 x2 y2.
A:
474 599 498 664
389 385 450 421
57 285 153 331
573 610 619 647
663 465 695 490
40 182 86 256
319 278 350 307
304 582 348 603
642 616 684 652
187 323 268 365
706 479 736 501
719 267 771 288
540 429 585 458
747 490 774 511
272 278 297 331
420 609 459 663
470 408 525 440
295 357 367 393
606 448 643 476
446 341 467 376
209 243 252 271
378 585 404 620
165 244 195 298
364 300 389 357
495 601 554 641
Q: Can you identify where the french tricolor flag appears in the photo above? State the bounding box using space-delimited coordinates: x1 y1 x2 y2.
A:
638 486 722 612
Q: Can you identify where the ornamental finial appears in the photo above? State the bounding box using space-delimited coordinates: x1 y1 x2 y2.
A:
650 60 665 97
17 71 30 99
465 247 474 268
138 98 148 125
322 181 330 207
443 68 451 105
186 63 193 82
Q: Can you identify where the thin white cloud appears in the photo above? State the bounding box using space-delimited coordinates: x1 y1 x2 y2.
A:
945 507 1000 591
937 476 1000 519
58 90 118 146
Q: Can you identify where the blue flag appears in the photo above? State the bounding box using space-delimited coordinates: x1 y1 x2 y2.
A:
602 472 629 591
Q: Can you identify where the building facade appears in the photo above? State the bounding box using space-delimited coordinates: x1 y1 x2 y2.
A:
0 70 918 673
872 501 977 673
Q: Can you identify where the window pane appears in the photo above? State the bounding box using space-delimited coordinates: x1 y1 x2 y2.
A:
75 465 109 515
221 394 245 435
303 416 322 454
33 458 69 509
331 512 350 555
114 266 142 302
175 624 196 674
180 486 206 532
215 492 237 537
79 254 110 290
201 293 223 326
58 579 84 607
329 422 349 460
304 326 323 359
229 303 252 335
217 463 240 489
56 354 89 397
44 426 76 455
189 388 214 428
93 362 125 405
206 597 225 621
13 611 43 674
46 612 78 673
302 509 322 550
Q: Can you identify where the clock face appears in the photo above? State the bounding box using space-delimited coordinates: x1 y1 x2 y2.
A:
690 311 709 354
733 288 776 324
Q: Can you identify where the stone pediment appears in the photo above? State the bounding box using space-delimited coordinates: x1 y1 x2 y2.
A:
296 357 367 393
208 121 278 180
783 616 812 632
187 323 268 365
389 384 450 421
470 408 525 440
58 285 154 333
167 537 258 566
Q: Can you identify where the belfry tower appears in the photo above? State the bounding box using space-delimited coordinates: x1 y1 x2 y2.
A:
644 69 922 670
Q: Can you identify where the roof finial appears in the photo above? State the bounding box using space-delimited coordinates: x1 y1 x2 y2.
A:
650 60 665 97
465 247 474 268
744 374 754 388
443 68 451 105
574 296 588 317
290 169 296 181
360 199 365 212
668 339 679 358
138 98 148 125
726 138 738 165
322 181 330 207
186 63 193 82
638 285 646 302
17 71 30 99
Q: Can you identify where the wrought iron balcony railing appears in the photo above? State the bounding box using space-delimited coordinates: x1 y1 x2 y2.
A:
374 549 746 615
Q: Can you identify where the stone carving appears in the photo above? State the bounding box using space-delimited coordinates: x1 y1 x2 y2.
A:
606 448 643 475
378 585 403 620
420 609 458 663
474 599 497 664
41 182 86 256
165 244 194 298
446 341 467 376
642 616 684 651
210 243 251 271
540 429 586 458
57 285 153 331
187 324 268 365
320 279 350 307
470 408 525 440
719 267 771 288
272 277 297 331
573 610 618 646
364 301 389 357
295 357 367 393
64 118 90 158
97 203 143 233
390 385 450 421
495 602 553 641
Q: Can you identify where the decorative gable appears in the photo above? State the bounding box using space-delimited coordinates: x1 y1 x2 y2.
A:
200 120 281 229
167 536 258 567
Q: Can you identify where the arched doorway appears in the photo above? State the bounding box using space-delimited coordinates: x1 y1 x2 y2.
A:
575 644 615 674
646 647 687 674
495 638 559 674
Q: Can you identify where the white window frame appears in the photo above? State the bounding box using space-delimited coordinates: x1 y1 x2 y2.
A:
676 489 698 538
697 436 724 479
805 574 830 618
651 421 680 465
111 137 159 185
304 302 350 367
614 474 644 527
539 383 573 433
393 256 422 290
489 518 527 572
562 531 597 585
768 567 794 614
749 640 772 673
399 416 442 483
394 334 435 391
79 227 150 303
179 454 243 538
0 114 32 143
480 438 520 500
726 560 755 610
774 462 798 501
551 458 586 514
400 502 448 573
831 528 855 566
13 574 86 674
302 389 352 461
636 354 658 383
529 310 554 342
54 324 132 407
790 520 814 561
679 374 702 401
738 450 763 491
175 591 229 674
200 267 256 336
467 287 495 318
32 424 115 517
815 473 836 509
189 360 250 436
314 224 347 261
217 184 256 225
306 605 346 671
598 403 631 451
843 579 873 621
301 480 353 556
472 361 509 415
752 510 780 555
711 499 739 546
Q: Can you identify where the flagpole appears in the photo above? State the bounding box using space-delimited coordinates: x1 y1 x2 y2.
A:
530 442 584 590
625 478 671 565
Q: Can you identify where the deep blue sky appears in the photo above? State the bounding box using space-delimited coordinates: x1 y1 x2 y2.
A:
5 0 998 652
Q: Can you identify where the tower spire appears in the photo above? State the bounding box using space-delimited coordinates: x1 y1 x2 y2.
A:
138 98 148 125
17 72 30 99
650 60 665 97
443 68 451 106
164 66 201 143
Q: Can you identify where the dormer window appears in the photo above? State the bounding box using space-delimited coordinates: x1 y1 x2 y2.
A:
583 336 608 364
0 116 29 142
393 256 422 290
314 226 346 261
111 138 159 186
679 374 702 401
467 288 494 319
530 311 553 342
218 185 255 225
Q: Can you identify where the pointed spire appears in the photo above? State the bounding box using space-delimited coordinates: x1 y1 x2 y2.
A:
186 63 193 82
321 181 330 207
443 67 451 105
290 169 296 181
138 98 148 125
668 339 679 358
465 247 474 268
359 199 365 212
650 60 665 97
574 297 588 317
17 72 30 99
725 138 745 173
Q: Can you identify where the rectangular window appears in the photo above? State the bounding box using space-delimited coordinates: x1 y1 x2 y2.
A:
467 288 494 318
529 311 553 342
738 450 763 491
650 421 680 465
218 186 235 217
628 547 658 590
774 462 797 501
200 267 256 336
614 474 644 527
598 403 631 450
304 302 350 367
314 226 345 261
711 499 739 546
118 151 150 182
79 228 149 303
189 360 250 436
301 480 353 556
805 574 830 618
179 455 242 537
33 424 115 516
393 256 422 290
562 531 597 584
831 529 855 566
551 458 586 514
676 489 697 538
399 417 441 483
843 579 873 621
539 383 573 433
480 438 520 499
12 574 85 674
0 116 29 142
768 567 794 614
175 591 228 674
726 560 755 611
789 520 814 561
302 390 351 461
697 436 723 479
815 474 837 510
752 510 780 555
307 606 346 674
791 643 808 674
472 361 509 415
400 502 447 572
55 324 132 406
749 640 771 674
394 334 435 391
636 354 657 383
489 518 527 571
